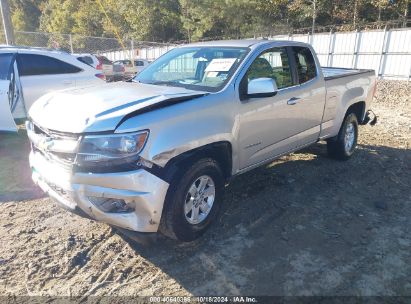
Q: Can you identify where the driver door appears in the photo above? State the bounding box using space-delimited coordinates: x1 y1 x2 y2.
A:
238 46 304 170
0 53 18 132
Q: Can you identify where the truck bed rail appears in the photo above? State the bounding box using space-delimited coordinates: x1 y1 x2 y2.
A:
322 67 374 81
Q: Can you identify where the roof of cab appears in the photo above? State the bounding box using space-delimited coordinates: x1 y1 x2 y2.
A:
0 45 69 55
180 39 310 48
0 45 96 70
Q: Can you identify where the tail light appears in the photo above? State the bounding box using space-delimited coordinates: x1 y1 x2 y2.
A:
95 73 106 81
96 60 103 70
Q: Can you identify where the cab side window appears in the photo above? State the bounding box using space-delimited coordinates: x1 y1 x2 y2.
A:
246 47 293 90
17 54 82 76
293 47 317 84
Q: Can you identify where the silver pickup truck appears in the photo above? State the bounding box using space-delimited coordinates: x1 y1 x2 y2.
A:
26 40 377 242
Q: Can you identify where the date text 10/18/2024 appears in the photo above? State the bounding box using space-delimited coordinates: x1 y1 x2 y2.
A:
149 297 258 303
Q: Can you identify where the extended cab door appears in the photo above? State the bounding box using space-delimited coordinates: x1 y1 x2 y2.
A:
16 53 80 112
288 46 326 146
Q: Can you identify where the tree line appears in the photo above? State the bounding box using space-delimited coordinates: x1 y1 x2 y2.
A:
4 0 410 43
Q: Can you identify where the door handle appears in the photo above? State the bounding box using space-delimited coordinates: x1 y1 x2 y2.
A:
287 97 300 105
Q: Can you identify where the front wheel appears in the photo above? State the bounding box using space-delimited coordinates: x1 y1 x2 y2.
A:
159 158 224 242
327 113 359 160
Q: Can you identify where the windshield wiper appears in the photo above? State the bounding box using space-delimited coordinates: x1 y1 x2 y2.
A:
143 80 190 88
149 80 182 87
137 80 199 89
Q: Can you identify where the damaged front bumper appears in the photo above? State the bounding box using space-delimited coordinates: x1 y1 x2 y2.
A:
29 151 169 233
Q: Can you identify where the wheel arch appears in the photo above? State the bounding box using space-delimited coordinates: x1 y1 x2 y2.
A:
346 101 366 124
160 141 233 184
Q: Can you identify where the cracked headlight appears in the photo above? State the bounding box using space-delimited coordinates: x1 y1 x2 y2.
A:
76 131 149 166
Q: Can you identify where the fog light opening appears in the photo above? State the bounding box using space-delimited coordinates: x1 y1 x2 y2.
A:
88 197 135 213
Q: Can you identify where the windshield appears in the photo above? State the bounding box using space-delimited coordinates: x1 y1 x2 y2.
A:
134 47 249 92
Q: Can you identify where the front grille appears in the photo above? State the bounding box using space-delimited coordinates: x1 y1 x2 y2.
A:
33 146 73 171
30 122 80 171
33 123 79 140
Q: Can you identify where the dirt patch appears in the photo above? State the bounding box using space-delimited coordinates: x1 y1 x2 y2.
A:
0 80 410 296
0 132 43 202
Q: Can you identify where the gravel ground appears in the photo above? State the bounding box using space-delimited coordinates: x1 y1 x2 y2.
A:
0 80 410 297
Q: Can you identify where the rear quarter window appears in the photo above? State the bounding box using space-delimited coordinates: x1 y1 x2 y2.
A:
293 47 317 84
77 56 94 66
17 54 82 76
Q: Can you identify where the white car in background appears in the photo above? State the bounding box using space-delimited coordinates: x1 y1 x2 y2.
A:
74 53 100 68
0 46 105 131
113 58 150 78
75 53 117 81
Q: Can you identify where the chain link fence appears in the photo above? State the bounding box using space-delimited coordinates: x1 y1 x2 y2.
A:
0 30 182 68
1 31 123 53
0 30 177 56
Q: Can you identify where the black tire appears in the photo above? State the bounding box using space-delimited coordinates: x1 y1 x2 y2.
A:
159 158 224 242
327 112 359 160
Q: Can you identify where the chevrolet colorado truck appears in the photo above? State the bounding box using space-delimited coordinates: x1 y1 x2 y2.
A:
26 40 377 242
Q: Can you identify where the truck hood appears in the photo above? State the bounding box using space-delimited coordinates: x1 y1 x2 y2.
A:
29 82 207 133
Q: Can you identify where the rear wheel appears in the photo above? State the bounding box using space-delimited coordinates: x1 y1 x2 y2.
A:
327 113 358 160
160 158 224 241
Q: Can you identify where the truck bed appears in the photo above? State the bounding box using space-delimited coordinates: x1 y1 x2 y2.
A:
322 67 375 81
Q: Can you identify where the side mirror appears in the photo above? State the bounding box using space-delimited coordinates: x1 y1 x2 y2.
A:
247 78 278 98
